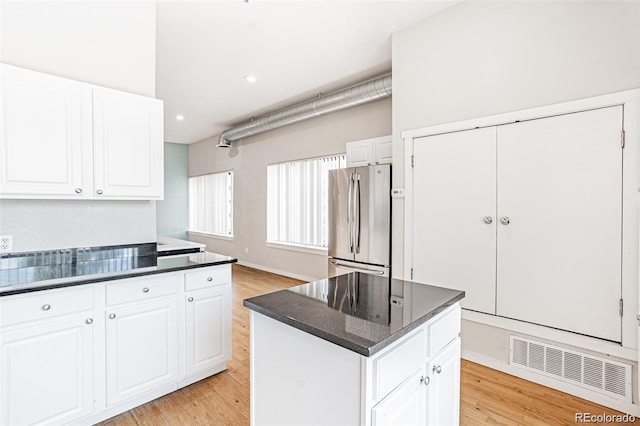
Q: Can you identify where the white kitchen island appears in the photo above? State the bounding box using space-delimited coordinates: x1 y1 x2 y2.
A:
243 272 464 426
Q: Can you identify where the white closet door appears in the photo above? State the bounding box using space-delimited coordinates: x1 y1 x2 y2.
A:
496 106 623 342
413 127 497 314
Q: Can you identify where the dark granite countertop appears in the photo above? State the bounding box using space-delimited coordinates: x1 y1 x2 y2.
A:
0 244 236 297
243 272 464 357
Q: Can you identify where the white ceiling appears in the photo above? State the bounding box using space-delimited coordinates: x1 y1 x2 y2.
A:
156 1 456 144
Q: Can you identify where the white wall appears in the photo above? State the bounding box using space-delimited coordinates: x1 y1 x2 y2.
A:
189 98 392 281
0 1 157 251
392 0 640 409
0 1 156 97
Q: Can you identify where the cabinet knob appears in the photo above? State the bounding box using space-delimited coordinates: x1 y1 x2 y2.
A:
109 313 116 319
41 304 51 311
86 318 93 325
500 216 510 225
96 189 104 195
142 287 150 293
75 188 83 194
433 365 442 374
482 216 493 225
420 376 430 386
188 297 194 302
207 277 213 282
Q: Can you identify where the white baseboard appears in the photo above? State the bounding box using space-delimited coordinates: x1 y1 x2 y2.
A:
236 260 319 283
462 350 640 417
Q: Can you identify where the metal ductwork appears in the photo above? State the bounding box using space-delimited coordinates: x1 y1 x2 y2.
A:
216 72 392 148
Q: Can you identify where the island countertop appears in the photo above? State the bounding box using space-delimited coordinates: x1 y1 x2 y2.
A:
243 272 465 357
0 243 236 296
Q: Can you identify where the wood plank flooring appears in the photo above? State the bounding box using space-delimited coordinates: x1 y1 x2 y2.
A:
99 264 633 426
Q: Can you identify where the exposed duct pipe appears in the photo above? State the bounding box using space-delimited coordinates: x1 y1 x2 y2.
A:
216 72 392 148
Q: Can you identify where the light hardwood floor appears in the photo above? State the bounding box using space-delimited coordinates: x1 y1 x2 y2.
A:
100 264 633 426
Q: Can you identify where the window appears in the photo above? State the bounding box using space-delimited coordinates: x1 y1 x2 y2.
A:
189 171 233 237
267 154 346 249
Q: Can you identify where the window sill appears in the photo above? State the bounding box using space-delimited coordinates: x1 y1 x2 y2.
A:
266 241 328 256
188 231 234 241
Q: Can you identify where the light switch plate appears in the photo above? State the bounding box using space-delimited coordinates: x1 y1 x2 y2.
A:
0 235 13 253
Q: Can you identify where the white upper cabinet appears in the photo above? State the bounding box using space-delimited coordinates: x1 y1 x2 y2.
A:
0 64 163 200
0 65 91 197
93 88 163 199
346 136 392 167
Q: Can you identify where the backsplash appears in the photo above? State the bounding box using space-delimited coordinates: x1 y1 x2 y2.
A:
0 242 157 287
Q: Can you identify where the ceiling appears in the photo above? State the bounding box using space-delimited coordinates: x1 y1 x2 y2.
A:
156 1 456 144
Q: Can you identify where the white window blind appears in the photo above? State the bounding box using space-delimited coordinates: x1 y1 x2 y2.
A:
189 171 233 237
267 154 346 248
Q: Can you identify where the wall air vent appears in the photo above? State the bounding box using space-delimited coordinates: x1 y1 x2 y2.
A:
509 336 631 402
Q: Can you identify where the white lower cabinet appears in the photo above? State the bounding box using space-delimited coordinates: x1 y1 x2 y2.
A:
0 286 96 426
372 367 428 426
372 338 461 426
426 338 461 426
0 263 232 425
0 316 95 425
185 285 231 377
105 297 178 406
250 303 462 426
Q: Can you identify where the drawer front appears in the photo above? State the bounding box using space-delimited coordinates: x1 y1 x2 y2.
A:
185 265 231 292
372 327 426 401
106 273 179 306
1 286 94 327
427 305 461 356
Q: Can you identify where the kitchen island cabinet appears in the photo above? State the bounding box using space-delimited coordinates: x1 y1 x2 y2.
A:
244 272 464 425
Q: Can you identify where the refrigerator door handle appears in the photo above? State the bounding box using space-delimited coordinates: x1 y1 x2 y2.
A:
347 173 354 253
329 260 386 275
354 173 361 254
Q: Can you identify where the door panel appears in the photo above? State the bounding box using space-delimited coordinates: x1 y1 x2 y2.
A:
413 127 497 314
496 106 623 342
371 367 427 426
106 298 178 405
328 168 356 261
0 317 94 425
0 64 90 197
354 165 391 266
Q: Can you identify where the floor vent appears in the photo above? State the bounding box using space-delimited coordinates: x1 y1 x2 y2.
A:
509 336 631 402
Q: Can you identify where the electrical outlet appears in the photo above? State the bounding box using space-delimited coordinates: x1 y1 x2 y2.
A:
0 235 13 253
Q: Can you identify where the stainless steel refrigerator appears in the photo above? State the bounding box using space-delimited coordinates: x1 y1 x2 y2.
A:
327 164 391 277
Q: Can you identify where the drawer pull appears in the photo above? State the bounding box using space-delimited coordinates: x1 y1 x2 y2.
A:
86 318 93 325
207 277 213 282
41 304 51 311
142 287 150 293
96 189 104 195
420 376 430 386
433 365 442 374
75 188 83 194
109 313 116 319
188 297 194 302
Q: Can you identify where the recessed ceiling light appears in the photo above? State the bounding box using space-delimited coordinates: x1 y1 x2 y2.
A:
243 75 257 83
176 114 185 121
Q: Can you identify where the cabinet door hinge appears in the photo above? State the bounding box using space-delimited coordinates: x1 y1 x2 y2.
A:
619 299 624 317
411 154 414 168
621 130 626 149
410 268 414 280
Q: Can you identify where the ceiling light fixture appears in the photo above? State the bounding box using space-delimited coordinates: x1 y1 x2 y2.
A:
243 75 257 83
176 114 185 121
